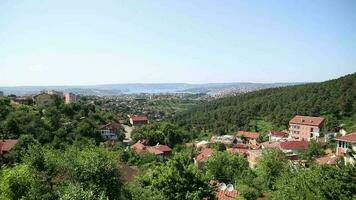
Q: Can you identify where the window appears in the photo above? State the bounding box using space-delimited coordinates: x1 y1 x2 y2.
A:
310 128 314 132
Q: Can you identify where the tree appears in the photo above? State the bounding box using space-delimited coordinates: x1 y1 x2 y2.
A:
204 151 249 183
136 151 215 200
255 149 288 191
299 140 324 161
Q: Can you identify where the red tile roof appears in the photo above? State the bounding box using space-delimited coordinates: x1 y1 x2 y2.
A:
260 141 281 149
280 140 309 150
0 139 18 154
237 131 260 139
335 132 356 143
98 122 121 130
146 145 172 155
196 148 215 162
216 190 239 200
131 141 172 155
289 115 325 127
270 130 288 137
130 115 148 122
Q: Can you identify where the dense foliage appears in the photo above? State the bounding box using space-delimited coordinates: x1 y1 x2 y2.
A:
175 73 356 134
131 122 190 147
0 98 123 149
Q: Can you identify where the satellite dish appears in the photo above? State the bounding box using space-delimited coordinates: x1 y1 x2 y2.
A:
217 183 227 191
226 184 234 192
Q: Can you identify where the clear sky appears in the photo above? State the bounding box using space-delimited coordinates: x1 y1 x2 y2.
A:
0 0 355 86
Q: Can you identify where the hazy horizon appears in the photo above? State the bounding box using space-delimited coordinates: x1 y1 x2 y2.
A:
1 1 355 86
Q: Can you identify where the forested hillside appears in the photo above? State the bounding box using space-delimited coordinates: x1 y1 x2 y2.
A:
175 73 356 134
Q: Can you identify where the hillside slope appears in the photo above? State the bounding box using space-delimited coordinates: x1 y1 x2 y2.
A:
174 73 356 134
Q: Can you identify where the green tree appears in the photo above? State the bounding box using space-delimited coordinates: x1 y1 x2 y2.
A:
204 151 249 183
256 149 288 191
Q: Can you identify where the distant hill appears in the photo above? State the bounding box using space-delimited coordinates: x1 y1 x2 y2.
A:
174 73 356 134
0 82 299 96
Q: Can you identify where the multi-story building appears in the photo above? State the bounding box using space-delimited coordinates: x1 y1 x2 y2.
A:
97 122 122 141
289 115 325 141
64 92 78 104
0 91 3 96
336 132 356 155
33 92 59 107
129 115 149 127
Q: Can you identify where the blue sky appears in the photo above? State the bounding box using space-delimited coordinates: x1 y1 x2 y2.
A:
0 0 355 86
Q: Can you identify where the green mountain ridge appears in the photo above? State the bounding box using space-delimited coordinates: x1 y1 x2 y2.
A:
174 73 356 134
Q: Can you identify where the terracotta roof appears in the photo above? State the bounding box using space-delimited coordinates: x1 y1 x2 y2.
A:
196 148 215 162
98 122 121 130
260 141 281 149
280 140 309 150
227 148 248 156
335 132 356 143
216 190 239 200
237 131 260 139
270 130 288 137
0 139 18 154
315 154 339 165
130 115 148 122
146 145 172 155
131 141 172 155
289 115 325 127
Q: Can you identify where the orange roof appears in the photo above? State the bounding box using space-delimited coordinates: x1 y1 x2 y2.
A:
335 132 356 143
196 148 215 162
270 130 288 137
130 115 148 122
146 145 172 155
237 131 260 139
131 141 171 155
280 140 309 150
315 154 339 165
0 139 18 154
216 190 239 200
289 115 325 127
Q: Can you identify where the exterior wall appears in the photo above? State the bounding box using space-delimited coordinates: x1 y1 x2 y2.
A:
336 141 356 155
289 123 321 141
98 128 118 140
34 94 56 107
130 119 148 126
269 135 284 142
64 93 77 104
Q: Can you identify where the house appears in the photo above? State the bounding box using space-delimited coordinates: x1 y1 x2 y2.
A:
64 92 78 104
129 115 149 126
289 115 325 141
97 122 122 141
237 131 260 143
260 141 281 149
279 140 309 157
131 140 172 159
335 132 356 165
33 92 59 107
269 130 288 141
211 135 236 145
194 148 215 168
227 143 249 157
0 139 18 155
